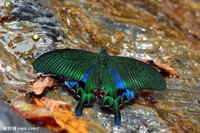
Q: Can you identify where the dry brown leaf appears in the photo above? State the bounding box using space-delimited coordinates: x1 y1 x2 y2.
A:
29 77 58 95
40 97 71 113
0 15 13 22
144 60 180 77
11 96 88 133
52 110 88 133
11 99 55 123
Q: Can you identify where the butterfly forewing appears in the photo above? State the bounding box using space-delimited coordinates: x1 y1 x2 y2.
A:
110 56 167 90
33 49 98 81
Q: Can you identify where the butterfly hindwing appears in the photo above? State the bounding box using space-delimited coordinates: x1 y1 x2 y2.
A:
100 65 135 125
64 65 98 116
33 48 98 81
75 65 99 116
110 56 167 90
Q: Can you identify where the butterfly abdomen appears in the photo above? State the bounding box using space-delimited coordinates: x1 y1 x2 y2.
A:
97 49 110 84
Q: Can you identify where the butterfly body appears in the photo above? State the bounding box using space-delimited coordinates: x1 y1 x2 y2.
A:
33 48 166 125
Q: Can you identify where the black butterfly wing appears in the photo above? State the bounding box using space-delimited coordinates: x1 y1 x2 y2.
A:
33 48 99 81
109 56 167 91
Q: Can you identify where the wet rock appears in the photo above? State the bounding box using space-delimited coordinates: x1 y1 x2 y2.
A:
94 105 168 132
0 0 200 133
10 0 64 41
0 0 64 63
0 0 61 102
132 0 200 44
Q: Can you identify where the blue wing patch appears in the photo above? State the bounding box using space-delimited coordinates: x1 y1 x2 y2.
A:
65 81 78 89
110 67 135 101
110 67 125 89
65 67 94 89
81 67 94 82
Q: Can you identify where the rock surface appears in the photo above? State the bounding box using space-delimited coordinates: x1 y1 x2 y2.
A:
0 0 200 132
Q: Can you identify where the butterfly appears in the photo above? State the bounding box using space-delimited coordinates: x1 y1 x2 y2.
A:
33 48 166 125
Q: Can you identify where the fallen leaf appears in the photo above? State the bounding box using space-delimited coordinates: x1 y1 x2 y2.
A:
30 77 58 95
0 15 13 22
11 95 88 133
11 98 55 124
144 60 180 77
40 97 71 113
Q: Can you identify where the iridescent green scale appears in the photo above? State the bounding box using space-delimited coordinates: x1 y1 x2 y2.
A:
33 48 166 125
